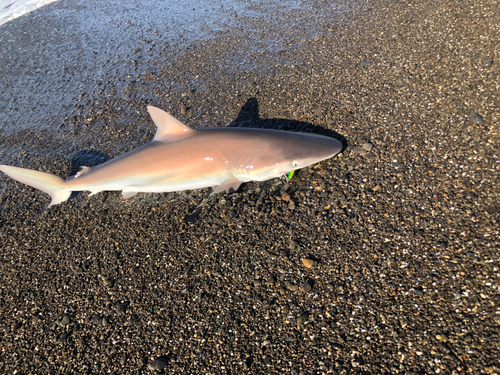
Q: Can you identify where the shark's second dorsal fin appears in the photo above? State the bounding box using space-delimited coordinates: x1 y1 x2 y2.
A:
74 166 91 179
147 106 193 141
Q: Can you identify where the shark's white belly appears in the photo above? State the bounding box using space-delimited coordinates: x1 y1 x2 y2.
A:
120 172 231 193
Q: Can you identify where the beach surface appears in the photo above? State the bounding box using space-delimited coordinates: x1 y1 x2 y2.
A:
0 0 498 373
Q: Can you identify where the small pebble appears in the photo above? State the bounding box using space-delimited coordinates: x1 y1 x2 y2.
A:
362 142 374 152
481 59 493 68
302 258 316 268
436 334 447 342
59 315 71 327
469 113 483 124
297 312 309 327
263 355 272 365
155 357 168 370
116 303 128 314
301 282 312 292
57 332 69 343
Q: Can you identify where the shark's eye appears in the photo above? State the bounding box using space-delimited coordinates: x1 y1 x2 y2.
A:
292 161 299 167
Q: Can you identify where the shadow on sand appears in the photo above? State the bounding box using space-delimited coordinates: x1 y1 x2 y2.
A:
228 97 347 149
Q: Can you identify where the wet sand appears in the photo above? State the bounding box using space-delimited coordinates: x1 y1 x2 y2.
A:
0 0 498 373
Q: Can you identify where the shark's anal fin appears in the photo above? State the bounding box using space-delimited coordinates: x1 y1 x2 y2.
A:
122 191 138 199
211 179 242 195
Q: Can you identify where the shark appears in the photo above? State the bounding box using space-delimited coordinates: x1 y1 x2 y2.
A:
0 106 343 207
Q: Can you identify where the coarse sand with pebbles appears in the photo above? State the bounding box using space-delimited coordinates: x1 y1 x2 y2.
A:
0 0 498 373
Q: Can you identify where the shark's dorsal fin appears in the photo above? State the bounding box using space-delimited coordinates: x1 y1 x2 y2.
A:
147 106 193 141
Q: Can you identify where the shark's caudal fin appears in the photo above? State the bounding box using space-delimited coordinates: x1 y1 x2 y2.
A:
0 165 71 207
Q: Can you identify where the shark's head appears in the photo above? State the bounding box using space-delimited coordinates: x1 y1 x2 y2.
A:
244 131 344 181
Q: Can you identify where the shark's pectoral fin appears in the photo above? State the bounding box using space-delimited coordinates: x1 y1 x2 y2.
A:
122 191 138 199
211 179 242 195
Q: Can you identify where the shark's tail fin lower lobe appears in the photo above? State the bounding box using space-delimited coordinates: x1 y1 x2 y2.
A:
0 165 71 207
